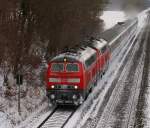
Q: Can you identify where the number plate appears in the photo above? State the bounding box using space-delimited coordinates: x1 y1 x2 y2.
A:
61 78 67 82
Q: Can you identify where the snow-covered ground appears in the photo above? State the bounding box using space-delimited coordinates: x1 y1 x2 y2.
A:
100 11 126 30
0 112 13 128
139 8 150 128
144 60 150 128
0 64 49 128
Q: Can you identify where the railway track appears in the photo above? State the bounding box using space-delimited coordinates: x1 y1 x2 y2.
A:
80 26 142 128
35 16 139 128
124 16 150 128
134 14 150 128
96 16 149 128
37 106 77 128
26 17 141 128
34 25 136 128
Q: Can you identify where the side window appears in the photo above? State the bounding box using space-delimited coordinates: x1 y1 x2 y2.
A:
107 45 110 52
85 54 96 68
101 46 107 53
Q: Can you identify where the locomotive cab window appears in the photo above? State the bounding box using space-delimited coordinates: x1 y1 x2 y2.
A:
101 46 107 53
66 63 79 72
85 53 96 68
51 63 64 72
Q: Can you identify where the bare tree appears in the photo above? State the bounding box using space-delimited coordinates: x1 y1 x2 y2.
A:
0 0 36 84
29 0 107 58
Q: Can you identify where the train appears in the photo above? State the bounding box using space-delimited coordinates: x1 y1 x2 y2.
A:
46 38 110 105
46 18 138 106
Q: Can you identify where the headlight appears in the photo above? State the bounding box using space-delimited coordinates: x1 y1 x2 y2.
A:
49 78 61 82
67 78 80 83
74 85 78 89
51 85 55 89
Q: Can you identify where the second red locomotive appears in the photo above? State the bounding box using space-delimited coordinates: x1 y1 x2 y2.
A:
46 38 110 105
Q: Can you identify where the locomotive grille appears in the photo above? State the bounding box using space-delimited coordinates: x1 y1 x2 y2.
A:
54 85 75 89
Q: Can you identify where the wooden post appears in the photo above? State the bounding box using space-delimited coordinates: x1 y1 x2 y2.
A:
16 74 23 115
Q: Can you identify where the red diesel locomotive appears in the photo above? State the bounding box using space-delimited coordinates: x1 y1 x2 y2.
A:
46 38 110 105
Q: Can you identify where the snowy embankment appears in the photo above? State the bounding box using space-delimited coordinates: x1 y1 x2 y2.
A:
0 75 13 128
133 8 150 128
139 8 150 128
0 64 49 128
144 60 150 127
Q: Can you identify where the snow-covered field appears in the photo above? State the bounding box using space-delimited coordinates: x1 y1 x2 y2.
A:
0 65 49 128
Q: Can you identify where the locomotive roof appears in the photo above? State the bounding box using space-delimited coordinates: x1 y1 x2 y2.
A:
90 39 108 50
51 46 96 63
51 38 108 63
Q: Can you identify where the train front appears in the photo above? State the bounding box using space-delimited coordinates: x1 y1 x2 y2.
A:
46 56 85 105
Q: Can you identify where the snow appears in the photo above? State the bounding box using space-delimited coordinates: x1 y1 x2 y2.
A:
100 11 126 30
32 109 55 128
143 43 150 128
135 8 150 128
137 8 150 28
0 112 13 128
16 104 52 128
109 19 137 46
0 75 3 87
0 64 49 128
145 69 150 127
